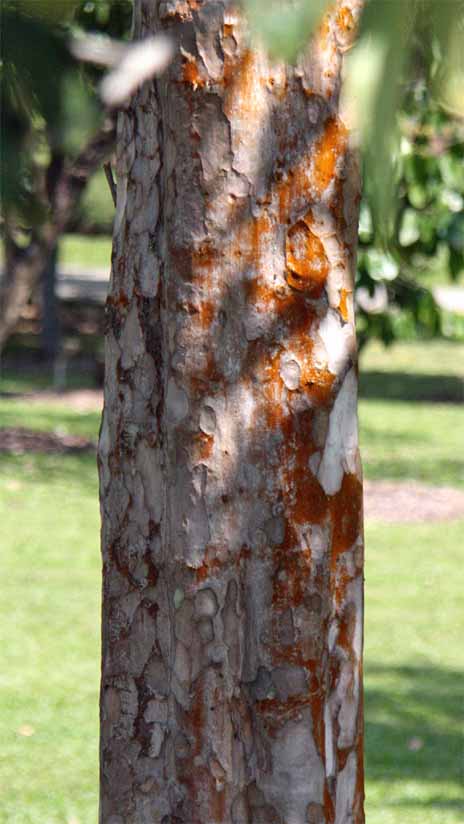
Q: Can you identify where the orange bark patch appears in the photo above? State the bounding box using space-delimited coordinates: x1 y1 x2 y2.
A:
193 431 214 462
312 117 348 197
338 287 350 322
255 694 315 736
199 299 215 329
304 366 336 406
271 412 328 612
195 555 223 583
324 780 336 824
329 472 363 562
286 220 329 296
336 5 356 38
182 57 206 89
317 11 332 50
337 602 356 656
192 244 218 273
273 540 313 611
223 49 258 118
276 163 312 225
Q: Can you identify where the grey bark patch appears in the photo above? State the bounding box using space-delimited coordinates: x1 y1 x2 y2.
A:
264 516 286 545
281 358 301 390
144 656 168 697
335 750 357 823
258 712 325 823
199 404 217 435
317 368 358 495
166 378 189 423
120 303 144 370
144 698 168 724
195 588 219 617
148 724 165 758
272 666 307 700
198 617 214 643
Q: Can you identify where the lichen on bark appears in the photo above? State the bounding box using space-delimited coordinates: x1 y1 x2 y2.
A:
99 2 365 822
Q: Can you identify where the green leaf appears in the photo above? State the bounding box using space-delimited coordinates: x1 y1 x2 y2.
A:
243 0 328 61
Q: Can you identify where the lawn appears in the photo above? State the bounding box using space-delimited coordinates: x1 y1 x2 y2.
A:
0 339 463 823
359 340 464 488
59 235 112 271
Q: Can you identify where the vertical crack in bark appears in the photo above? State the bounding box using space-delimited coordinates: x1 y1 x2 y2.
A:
99 1 365 822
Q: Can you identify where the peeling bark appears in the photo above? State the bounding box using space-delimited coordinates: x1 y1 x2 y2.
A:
99 2 364 822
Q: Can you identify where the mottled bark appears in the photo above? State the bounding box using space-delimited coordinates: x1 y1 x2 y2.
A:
99 2 364 822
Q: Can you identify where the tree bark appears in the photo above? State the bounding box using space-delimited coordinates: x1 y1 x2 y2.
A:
99 2 364 822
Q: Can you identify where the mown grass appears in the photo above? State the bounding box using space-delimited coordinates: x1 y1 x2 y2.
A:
59 235 112 270
359 340 464 488
364 520 464 824
0 340 463 823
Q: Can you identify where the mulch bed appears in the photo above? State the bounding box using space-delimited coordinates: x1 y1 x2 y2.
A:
0 427 95 455
364 480 464 523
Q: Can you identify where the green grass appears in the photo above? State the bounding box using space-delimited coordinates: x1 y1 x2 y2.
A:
0 234 112 271
0 401 100 443
364 521 464 824
59 235 112 270
360 340 464 488
0 452 100 824
0 339 463 823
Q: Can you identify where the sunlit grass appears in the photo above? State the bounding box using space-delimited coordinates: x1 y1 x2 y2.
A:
360 339 464 488
364 520 464 824
0 452 100 824
59 234 112 271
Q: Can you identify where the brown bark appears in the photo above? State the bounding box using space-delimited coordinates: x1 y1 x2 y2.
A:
99 1 364 822
0 117 116 352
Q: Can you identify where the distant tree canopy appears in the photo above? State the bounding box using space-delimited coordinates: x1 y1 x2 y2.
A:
1 0 463 348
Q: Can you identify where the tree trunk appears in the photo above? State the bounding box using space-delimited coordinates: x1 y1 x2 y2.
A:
41 245 60 364
98 2 364 822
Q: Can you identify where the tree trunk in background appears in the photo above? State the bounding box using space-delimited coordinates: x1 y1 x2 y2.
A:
41 246 60 364
99 1 364 822
0 118 115 355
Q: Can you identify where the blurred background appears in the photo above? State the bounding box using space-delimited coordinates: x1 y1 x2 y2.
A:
1 1 463 823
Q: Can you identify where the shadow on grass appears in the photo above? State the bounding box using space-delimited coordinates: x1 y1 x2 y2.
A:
388 797 463 811
365 664 463 789
0 451 98 495
360 454 464 487
360 372 464 404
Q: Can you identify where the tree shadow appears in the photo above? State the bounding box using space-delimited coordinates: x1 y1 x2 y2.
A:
364 663 463 786
359 371 464 404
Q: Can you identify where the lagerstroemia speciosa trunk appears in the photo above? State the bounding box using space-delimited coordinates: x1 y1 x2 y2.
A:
98 1 364 822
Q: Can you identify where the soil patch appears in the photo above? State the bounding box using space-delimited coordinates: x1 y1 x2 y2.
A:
1 389 103 413
364 480 464 523
0 427 95 455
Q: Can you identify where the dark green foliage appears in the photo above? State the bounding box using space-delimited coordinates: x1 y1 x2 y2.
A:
357 89 464 348
0 1 132 221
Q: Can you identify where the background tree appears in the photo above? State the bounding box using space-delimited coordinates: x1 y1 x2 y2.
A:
0 0 132 357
